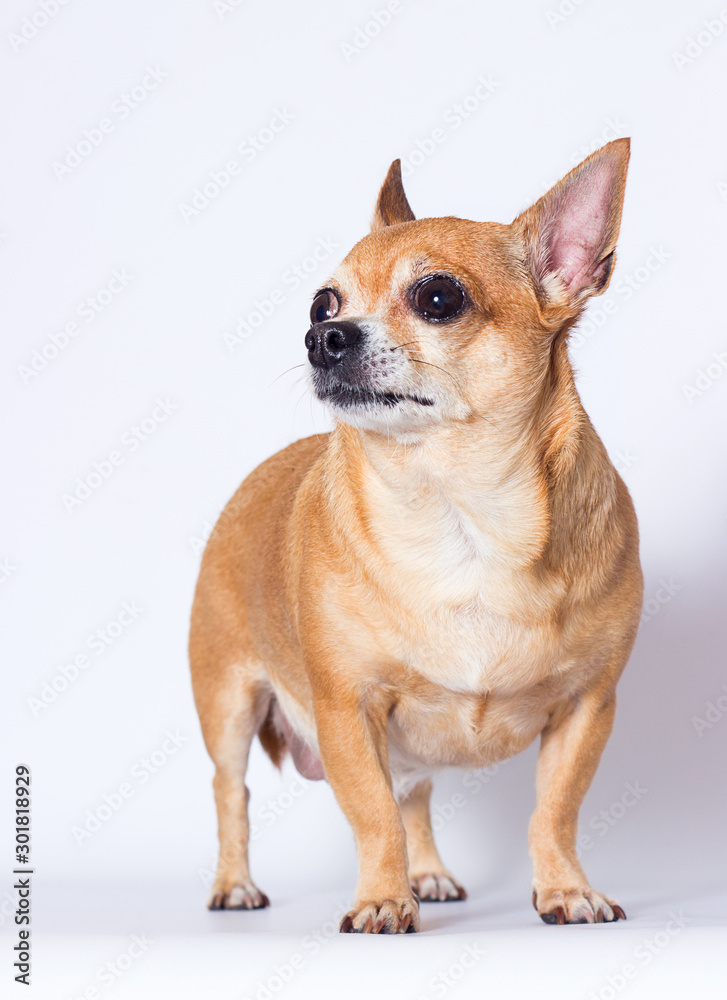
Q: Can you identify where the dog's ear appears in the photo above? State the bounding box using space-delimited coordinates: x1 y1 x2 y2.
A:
371 159 415 231
515 138 630 312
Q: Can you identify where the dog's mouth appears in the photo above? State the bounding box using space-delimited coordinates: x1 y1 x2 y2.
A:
317 383 434 409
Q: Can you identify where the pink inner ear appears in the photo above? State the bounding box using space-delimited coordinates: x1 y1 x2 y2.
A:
548 163 616 292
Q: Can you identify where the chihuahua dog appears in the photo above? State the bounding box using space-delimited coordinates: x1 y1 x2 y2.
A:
190 138 643 934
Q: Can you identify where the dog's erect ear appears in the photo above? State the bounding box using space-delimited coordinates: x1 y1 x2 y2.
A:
515 138 630 310
371 159 415 231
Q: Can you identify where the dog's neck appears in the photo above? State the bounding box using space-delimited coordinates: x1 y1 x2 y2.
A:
325 348 590 574
348 423 549 564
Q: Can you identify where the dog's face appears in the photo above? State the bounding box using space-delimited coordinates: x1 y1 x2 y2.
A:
307 142 630 437
307 219 542 436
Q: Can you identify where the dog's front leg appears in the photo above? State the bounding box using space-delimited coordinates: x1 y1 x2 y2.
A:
313 679 420 934
529 685 628 924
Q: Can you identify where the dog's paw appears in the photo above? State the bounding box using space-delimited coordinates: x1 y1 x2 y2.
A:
208 880 270 911
411 873 467 902
532 886 626 925
339 896 420 934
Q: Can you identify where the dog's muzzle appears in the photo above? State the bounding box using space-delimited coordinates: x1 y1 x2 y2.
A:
305 320 364 370
306 320 434 411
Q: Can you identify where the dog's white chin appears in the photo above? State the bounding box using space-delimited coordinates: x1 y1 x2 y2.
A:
327 397 441 437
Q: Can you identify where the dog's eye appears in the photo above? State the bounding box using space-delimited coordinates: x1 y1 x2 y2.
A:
412 275 465 322
310 289 340 325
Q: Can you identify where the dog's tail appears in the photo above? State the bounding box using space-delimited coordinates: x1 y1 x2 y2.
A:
257 697 287 770
257 695 326 781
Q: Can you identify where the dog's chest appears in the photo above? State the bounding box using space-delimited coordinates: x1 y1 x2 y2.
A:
375 496 571 693
358 464 584 769
413 596 546 683
375 522 580 770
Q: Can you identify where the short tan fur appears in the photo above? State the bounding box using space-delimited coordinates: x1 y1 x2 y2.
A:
190 139 642 932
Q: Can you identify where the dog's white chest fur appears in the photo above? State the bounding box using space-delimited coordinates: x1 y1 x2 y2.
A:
402 593 564 693
369 464 568 692
361 466 582 783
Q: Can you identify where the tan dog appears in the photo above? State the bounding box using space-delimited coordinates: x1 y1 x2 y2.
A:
190 138 643 934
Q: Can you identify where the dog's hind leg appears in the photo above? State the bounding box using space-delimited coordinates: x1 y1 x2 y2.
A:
399 780 467 902
190 598 271 910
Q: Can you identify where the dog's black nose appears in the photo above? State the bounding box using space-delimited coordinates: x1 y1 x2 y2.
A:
305 321 362 369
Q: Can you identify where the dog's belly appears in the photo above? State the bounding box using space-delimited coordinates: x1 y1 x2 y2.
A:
388 683 552 778
267 595 585 788
385 605 581 782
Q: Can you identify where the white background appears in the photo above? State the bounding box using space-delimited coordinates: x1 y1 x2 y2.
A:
2 0 726 997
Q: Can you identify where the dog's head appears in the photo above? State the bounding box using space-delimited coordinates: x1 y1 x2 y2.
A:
306 140 630 437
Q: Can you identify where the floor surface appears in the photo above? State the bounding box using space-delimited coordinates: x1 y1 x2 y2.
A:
18 879 726 999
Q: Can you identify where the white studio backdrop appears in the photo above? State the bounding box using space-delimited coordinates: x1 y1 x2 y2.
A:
1 1 726 997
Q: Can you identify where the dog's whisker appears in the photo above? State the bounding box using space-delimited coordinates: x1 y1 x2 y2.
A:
285 375 307 404
405 355 459 387
309 391 327 442
373 435 401 482
269 363 306 388
291 381 311 426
